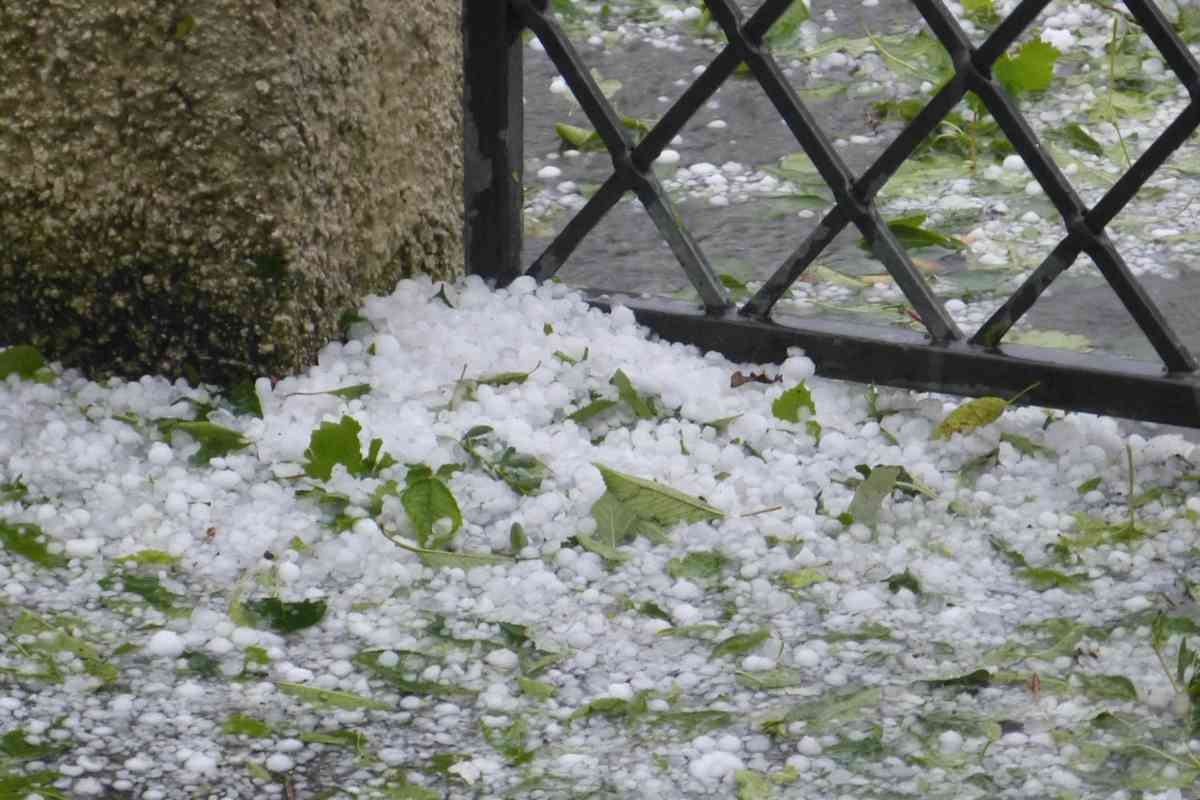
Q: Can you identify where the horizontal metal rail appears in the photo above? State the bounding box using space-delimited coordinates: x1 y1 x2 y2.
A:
463 0 1200 427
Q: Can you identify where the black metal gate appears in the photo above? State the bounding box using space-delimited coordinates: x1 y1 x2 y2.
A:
463 0 1200 428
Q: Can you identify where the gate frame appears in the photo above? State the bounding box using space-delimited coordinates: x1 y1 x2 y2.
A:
463 0 1200 428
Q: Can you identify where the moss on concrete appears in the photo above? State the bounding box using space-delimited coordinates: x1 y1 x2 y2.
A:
0 0 462 386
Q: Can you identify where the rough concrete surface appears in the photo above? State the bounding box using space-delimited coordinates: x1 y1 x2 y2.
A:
0 0 462 385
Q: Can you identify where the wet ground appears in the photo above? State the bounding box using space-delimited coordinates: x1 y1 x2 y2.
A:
514 0 1200 413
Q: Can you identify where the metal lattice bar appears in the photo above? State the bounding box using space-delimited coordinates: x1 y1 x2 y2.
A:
463 0 1200 427
705 0 961 340
462 0 524 285
744 4 1034 318
513 0 730 309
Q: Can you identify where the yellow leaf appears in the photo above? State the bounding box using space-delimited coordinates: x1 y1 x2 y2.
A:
932 383 1039 440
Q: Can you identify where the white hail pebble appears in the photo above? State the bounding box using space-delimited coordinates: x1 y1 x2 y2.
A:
147 442 173 465
206 637 234 655
146 630 186 658
537 165 562 180
843 588 882 612
688 750 744 782
184 753 217 775
485 648 519 671
655 148 680 165
781 353 815 382
64 538 101 557
741 655 775 672
265 753 294 772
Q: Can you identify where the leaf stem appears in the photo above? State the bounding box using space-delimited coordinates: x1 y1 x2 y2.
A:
1005 382 1041 406
739 505 784 518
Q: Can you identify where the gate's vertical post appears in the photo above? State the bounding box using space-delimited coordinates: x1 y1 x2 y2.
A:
463 0 524 285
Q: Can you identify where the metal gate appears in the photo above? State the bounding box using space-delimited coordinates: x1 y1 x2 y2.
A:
463 0 1200 428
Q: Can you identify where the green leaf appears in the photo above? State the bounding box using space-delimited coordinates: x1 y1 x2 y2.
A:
666 550 729 581
0 477 28 504
381 534 513 569
244 645 270 667
1074 673 1137 701
567 398 618 423
994 39 1059 96
114 549 179 567
589 491 638 546
999 432 1055 458
775 569 826 593
509 522 527 553
771 382 815 422
158 420 251 465
299 729 369 749
482 717 534 765
736 667 808 690
989 536 1028 568
353 650 478 698
0 345 46 380
658 624 723 641
98 571 188 617
517 676 557 701
885 567 922 594
477 365 538 387
736 769 772 800
765 0 810 47
554 122 605 151
401 475 462 549
459 428 548 495
702 415 741 432
0 770 66 799
567 693 654 728
961 0 998 25
575 533 631 564
1054 123 1105 156
0 728 71 760
276 682 390 711
594 463 724 526
1005 328 1093 351
846 465 901 531
923 669 991 692
241 598 327 634
285 383 372 401
711 628 770 660
223 714 275 737
763 686 882 734
0 521 67 568
226 381 264 417
652 709 734 736
1016 566 1089 592
1179 638 1194 684
636 601 672 622
610 369 656 420
302 416 363 479
719 273 748 291
866 213 967 252
824 623 893 643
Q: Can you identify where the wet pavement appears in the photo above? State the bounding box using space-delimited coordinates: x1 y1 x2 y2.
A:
515 0 1200 435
